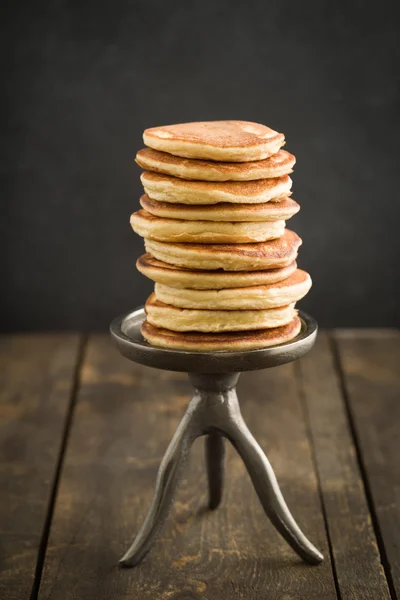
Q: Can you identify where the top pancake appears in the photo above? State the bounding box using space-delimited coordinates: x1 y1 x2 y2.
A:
136 147 295 181
143 121 285 161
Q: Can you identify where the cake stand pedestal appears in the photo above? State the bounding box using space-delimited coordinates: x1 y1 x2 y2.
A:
110 308 323 568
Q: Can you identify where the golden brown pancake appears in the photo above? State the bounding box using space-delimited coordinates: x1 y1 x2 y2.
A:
137 254 298 289
144 229 302 271
154 269 311 310
130 209 285 244
141 316 302 352
136 147 295 181
141 171 292 205
145 293 296 332
140 194 300 222
143 121 285 161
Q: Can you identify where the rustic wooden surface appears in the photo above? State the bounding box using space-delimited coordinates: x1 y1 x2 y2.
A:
334 330 400 600
298 332 392 600
0 330 398 600
0 334 83 600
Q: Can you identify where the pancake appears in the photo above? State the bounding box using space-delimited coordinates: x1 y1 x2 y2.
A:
130 210 285 244
143 121 285 161
140 194 300 222
154 269 311 310
145 293 296 332
137 254 298 289
136 148 295 181
141 316 302 352
145 229 301 271
141 172 292 205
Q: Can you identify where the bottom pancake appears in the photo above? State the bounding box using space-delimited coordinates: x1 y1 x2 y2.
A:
141 316 302 351
145 293 296 332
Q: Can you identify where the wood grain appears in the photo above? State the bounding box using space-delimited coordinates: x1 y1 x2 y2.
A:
334 329 400 599
0 334 81 600
298 332 391 599
38 334 338 599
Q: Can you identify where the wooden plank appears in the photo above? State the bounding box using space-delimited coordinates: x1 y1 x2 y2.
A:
39 334 338 599
334 329 400 599
0 333 82 600
298 332 391 599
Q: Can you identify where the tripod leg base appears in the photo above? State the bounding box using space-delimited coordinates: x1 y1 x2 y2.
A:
119 372 323 568
119 400 198 568
227 414 323 565
205 433 225 510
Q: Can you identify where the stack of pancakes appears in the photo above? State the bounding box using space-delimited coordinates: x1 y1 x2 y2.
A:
131 121 311 351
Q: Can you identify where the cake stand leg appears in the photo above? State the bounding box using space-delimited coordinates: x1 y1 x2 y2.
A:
120 371 323 568
205 433 225 509
226 404 324 565
190 373 323 566
119 398 200 568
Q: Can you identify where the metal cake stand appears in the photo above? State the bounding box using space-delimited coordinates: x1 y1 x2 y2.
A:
110 308 323 568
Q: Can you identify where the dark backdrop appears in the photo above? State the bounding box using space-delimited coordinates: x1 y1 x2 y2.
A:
2 0 399 331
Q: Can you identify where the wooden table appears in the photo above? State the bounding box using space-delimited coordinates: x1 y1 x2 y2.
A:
1 330 399 600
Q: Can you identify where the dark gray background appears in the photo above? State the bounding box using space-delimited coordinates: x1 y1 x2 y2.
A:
2 0 399 331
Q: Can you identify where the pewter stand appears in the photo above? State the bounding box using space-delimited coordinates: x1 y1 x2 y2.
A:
110 308 323 568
